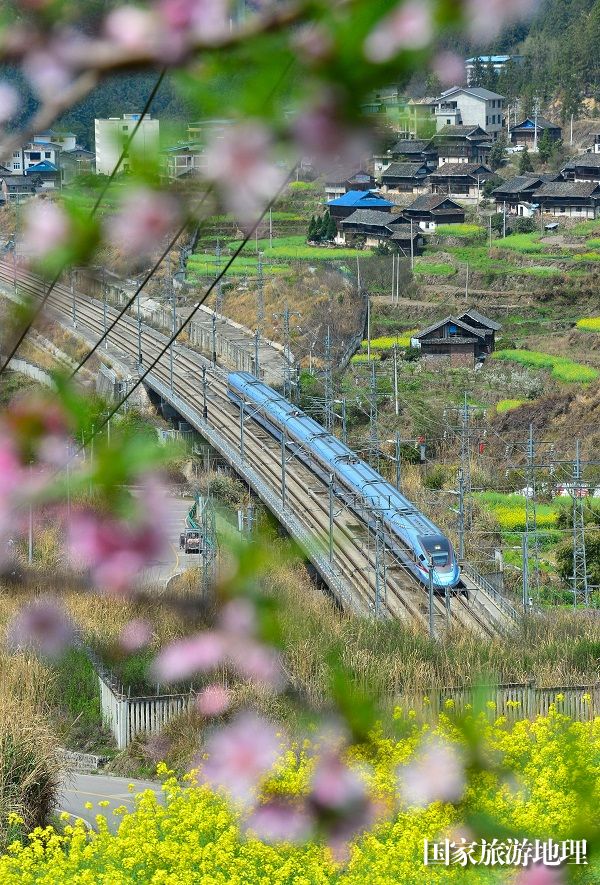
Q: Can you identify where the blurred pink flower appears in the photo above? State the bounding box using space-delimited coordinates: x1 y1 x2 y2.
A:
432 51 467 87
516 864 565 885
219 597 256 636
196 683 230 716
6 597 74 658
120 618 152 652
203 122 286 226
364 1 433 63
398 737 465 807
291 93 370 171
21 200 70 262
104 6 163 54
0 82 19 123
230 641 285 688
158 0 229 42
68 481 169 593
292 24 333 64
108 188 181 259
310 748 366 812
245 798 313 843
200 712 281 804
152 632 226 682
22 49 72 100
467 0 539 42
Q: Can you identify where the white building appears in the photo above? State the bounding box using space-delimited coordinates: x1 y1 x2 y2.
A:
94 114 160 175
434 87 505 139
33 130 77 152
465 55 523 85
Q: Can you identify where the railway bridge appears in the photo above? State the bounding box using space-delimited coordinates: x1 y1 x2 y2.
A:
0 260 518 636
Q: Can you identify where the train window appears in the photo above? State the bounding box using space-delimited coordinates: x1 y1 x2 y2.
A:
420 535 451 567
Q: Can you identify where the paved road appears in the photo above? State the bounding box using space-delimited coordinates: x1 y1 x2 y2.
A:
59 772 162 832
139 494 201 588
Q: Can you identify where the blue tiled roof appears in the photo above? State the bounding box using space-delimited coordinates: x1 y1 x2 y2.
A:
327 189 393 208
26 161 59 172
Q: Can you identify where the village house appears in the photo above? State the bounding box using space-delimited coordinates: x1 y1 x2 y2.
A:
162 142 203 181
402 194 465 231
324 167 375 202
509 116 562 149
534 180 600 219
326 189 394 221
337 209 422 253
379 161 429 194
432 124 492 166
429 162 494 200
414 309 500 367
491 174 547 216
60 148 96 184
405 97 438 137
0 173 43 202
25 160 61 189
434 86 505 139
561 153 600 183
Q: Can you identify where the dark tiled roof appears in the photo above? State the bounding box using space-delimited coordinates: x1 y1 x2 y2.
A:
324 166 374 185
430 162 493 177
562 153 600 169
492 175 542 194
382 162 428 178
458 308 502 331
391 139 433 155
341 209 404 227
0 175 38 187
511 116 561 131
422 336 479 345
535 181 600 198
435 124 491 140
405 194 463 211
415 315 485 340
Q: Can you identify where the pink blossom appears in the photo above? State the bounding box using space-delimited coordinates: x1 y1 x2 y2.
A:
516 864 565 885
230 641 285 689
68 481 169 593
104 6 163 54
219 597 256 636
291 93 370 171
432 51 467 87
6 597 74 659
108 188 180 259
203 122 286 226
120 618 152 652
21 200 71 262
22 49 72 100
245 798 313 843
364 1 433 63
196 683 230 716
398 737 465 807
292 25 333 64
200 712 281 804
152 632 226 682
157 0 229 42
466 0 539 42
309 749 366 812
0 83 19 123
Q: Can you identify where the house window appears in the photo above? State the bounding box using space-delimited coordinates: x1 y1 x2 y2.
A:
12 163 19 170
486 116 489 125
448 324 458 335
122 125 129 131
44 152 51 158
446 119 451 125
12 151 19 158
29 152 41 160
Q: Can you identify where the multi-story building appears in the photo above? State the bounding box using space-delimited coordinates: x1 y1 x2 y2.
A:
465 55 523 85
434 87 505 139
94 114 160 175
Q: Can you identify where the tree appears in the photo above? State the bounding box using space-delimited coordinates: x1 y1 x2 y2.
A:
489 135 507 170
519 146 533 174
312 213 323 241
537 128 553 164
469 56 486 88
307 215 317 241
484 59 499 92
326 213 337 241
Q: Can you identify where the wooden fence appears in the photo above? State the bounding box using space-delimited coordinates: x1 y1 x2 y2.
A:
394 683 600 723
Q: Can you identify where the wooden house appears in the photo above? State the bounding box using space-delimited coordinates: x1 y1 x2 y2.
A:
338 209 422 253
561 154 600 183
326 189 394 221
380 161 429 194
432 124 492 166
491 174 546 216
429 162 494 200
509 116 562 149
402 194 465 231
534 180 600 219
324 167 376 202
414 310 500 367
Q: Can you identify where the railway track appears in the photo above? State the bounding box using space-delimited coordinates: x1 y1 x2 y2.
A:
0 261 516 636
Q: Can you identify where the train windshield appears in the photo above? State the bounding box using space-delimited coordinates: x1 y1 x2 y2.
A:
420 535 451 567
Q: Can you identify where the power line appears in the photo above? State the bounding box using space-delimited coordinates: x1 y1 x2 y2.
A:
0 68 167 377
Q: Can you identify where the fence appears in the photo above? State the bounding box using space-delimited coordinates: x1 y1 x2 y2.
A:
98 671 193 750
394 683 600 723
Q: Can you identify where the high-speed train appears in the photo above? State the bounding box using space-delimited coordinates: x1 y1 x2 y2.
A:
227 372 460 590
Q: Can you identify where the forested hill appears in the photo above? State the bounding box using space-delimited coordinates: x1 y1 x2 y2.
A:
3 68 191 149
467 0 600 120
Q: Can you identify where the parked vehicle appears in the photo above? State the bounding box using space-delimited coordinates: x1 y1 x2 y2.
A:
180 530 201 554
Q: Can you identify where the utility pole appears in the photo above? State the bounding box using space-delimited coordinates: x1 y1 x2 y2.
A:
410 219 414 271
457 466 465 560
503 201 506 238
256 249 264 336
201 365 208 419
395 431 401 491
572 439 589 606
341 397 347 444
254 328 260 378
428 559 435 640
521 532 529 612
324 325 333 432
215 239 223 315
533 96 540 152
460 392 472 529
393 343 399 416
211 312 217 366
168 255 175 392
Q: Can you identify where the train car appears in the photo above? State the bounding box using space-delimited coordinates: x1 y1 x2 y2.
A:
228 372 460 590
